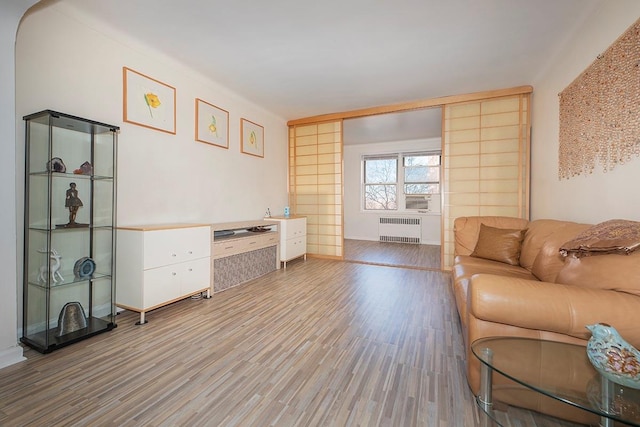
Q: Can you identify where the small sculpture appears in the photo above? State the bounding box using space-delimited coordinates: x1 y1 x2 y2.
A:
73 257 96 279
38 248 64 284
56 302 88 337
586 323 640 389
46 157 66 173
65 182 83 226
73 161 93 175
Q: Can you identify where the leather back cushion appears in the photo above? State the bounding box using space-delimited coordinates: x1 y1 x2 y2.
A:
556 251 640 296
470 224 526 266
528 221 591 282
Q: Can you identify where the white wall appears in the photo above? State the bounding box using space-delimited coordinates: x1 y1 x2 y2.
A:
13 3 288 345
0 0 38 370
344 138 441 245
531 2 640 223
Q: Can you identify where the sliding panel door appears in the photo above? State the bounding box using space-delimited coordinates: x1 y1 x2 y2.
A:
442 94 530 269
289 121 343 258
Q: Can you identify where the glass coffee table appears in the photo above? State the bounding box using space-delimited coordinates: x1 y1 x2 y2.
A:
471 337 640 426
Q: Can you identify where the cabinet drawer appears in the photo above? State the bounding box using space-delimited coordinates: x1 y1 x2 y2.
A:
213 232 278 259
144 227 210 268
282 236 306 260
213 239 247 259
142 265 182 309
180 257 211 295
284 218 306 240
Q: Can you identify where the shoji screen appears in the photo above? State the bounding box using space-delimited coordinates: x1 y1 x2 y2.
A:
289 121 343 258
442 94 530 269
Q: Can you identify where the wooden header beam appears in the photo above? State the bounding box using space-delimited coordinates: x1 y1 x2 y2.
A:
287 85 533 126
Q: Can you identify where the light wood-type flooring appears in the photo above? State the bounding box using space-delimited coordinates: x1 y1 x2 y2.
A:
0 258 584 426
344 239 441 270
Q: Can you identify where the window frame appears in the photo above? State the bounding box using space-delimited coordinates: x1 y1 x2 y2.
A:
361 151 441 212
362 155 399 211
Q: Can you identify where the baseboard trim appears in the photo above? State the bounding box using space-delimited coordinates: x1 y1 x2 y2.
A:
0 345 25 369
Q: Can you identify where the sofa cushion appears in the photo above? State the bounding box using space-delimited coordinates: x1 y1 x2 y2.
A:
470 224 526 265
560 219 640 257
556 251 640 297
529 222 591 282
454 216 529 257
453 255 536 281
520 219 587 271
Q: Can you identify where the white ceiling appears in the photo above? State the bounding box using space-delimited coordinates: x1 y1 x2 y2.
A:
55 0 600 142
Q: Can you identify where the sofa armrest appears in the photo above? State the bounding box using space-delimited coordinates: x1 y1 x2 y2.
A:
469 273 640 346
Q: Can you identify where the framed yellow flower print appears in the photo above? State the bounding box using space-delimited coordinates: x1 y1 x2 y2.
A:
123 67 176 134
240 118 264 158
195 98 229 149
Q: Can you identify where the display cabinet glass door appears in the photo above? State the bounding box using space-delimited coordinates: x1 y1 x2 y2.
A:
22 110 118 353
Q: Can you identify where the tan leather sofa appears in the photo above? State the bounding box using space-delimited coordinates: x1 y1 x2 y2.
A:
451 216 640 422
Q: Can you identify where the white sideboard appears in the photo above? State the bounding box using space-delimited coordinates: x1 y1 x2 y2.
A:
269 216 307 268
116 223 211 324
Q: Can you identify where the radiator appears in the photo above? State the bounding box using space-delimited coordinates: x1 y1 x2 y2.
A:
378 217 421 244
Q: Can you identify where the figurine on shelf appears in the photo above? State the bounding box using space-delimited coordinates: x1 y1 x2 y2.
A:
65 182 83 226
73 161 93 175
38 248 63 284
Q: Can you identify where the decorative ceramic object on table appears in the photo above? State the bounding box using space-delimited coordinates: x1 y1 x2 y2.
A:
586 323 640 389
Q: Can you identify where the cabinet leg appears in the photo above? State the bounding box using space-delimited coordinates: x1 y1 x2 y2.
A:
203 289 211 299
304 254 307 261
135 312 148 325
283 261 287 269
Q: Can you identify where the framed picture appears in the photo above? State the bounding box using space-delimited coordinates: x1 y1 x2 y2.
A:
123 67 176 134
195 98 229 148
240 118 264 158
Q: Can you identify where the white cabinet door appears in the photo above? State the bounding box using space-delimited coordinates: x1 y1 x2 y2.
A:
180 257 211 295
142 264 182 308
282 237 306 260
143 229 183 269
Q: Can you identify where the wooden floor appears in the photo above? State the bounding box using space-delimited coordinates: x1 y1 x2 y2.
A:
344 239 441 270
0 258 583 426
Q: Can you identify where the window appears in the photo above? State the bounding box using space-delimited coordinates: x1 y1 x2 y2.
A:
363 156 397 210
363 152 440 211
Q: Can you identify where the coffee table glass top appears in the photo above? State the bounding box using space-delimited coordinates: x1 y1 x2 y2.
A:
471 337 640 426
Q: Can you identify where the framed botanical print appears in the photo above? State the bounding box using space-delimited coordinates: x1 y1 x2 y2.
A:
123 67 176 134
195 98 229 148
240 118 264 158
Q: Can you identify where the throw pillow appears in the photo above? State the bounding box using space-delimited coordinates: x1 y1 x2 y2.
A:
470 224 526 266
560 219 640 258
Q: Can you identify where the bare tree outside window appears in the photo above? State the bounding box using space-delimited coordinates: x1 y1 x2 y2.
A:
364 157 397 210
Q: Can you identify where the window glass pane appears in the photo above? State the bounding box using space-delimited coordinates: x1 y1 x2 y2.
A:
426 166 440 182
365 158 397 184
405 166 428 182
405 183 439 194
403 154 440 167
365 184 397 209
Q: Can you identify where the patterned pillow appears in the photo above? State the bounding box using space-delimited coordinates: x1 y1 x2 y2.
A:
560 219 640 258
471 224 526 266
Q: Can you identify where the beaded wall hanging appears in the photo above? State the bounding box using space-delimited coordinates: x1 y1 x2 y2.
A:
558 18 640 179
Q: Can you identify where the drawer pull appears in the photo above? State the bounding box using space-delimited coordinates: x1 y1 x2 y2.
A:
188 251 193 254
188 268 193 272
249 241 256 245
172 253 177 257
172 272 177 276
225 246 234 250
